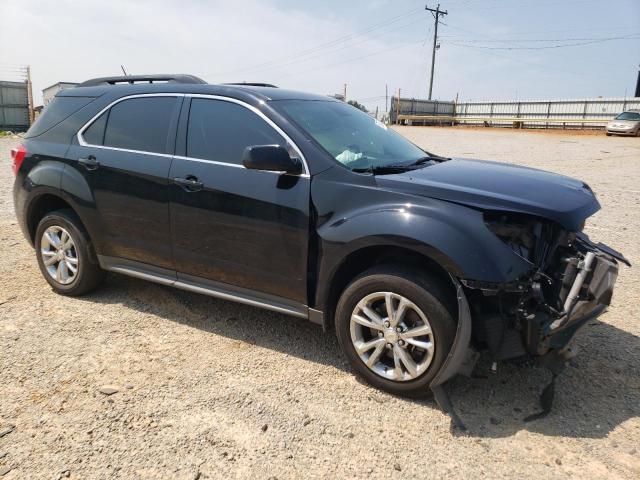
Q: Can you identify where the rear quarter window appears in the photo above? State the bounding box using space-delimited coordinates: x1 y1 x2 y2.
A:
25 96 96 138
82 110 108 145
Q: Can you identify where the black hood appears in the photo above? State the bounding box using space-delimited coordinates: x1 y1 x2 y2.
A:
377 158 600 230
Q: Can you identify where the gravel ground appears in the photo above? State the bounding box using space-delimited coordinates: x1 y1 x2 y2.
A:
1 128 639 479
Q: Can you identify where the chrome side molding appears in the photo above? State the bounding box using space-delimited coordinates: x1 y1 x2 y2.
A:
99 255 309 320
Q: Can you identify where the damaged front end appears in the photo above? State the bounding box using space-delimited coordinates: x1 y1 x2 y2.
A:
464 212 630 364
432 212 630 427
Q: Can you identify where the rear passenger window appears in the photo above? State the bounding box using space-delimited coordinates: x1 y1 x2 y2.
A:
187 98 283 164
97 97 177 153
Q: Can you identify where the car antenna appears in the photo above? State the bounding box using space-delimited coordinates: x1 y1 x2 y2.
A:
120 65 129 76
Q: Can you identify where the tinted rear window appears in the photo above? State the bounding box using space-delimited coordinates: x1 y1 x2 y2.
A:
102 97 177 154
25 96 95 138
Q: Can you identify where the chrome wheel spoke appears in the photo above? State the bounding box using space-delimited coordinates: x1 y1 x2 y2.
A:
65 256 78 265
65 260 78 274
44 231 60 248
384 292 396 325
56 261 68 282
352 314 383 331
361 305 383 326
42 249 58 266
366 342 386 367
401 323 431 339
405 339 433 351
355 337 385 355
393 347 404 380
394 345 418 377
395 298 409 326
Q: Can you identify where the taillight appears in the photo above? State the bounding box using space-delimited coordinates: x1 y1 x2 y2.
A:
10 144 26 176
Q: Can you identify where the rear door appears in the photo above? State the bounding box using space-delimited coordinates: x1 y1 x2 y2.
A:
67 94 182 270
169 96 310 304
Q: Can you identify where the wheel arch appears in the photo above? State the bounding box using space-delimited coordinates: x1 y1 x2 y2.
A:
317 241 461 332
25 192 88 245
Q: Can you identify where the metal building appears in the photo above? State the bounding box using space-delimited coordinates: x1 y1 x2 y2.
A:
389 97 455 124
43 82 78 106
0 80 30 132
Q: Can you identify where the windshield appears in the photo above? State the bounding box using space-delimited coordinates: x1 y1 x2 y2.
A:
615 112 640 121
274 100 428 171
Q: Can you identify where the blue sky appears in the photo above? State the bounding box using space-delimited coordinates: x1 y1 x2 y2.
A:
2 0 639 113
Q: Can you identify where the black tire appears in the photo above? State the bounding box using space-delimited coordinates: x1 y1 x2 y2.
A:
34 209 106 296
605 132 612 136
335 266 456 398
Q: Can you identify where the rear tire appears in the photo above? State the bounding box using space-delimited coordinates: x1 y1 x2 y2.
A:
35 209 105 296
335 266 456 398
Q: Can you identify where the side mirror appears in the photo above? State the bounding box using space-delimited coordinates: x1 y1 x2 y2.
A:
242 145 303 175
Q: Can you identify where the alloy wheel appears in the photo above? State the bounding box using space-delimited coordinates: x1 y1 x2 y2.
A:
40 226 79 285
349 291 435 382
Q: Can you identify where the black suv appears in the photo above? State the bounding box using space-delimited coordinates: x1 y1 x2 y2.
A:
12 74 628 407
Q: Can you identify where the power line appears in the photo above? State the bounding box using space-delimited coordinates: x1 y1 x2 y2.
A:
447 34 640 50
286 39 419 79
213 7 422 78
439 34 640 43
218 16 426 79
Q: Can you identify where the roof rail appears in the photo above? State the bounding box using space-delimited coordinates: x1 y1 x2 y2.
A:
223 82 278 88
77 74 207 87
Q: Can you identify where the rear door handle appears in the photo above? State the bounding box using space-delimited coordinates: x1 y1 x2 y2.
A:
78 155 100 170
173 176 203 192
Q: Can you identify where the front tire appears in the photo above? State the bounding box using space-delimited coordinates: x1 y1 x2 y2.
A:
335 266 456 397
35 209 105 296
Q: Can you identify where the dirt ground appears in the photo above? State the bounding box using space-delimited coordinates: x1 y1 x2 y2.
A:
1 128 639 479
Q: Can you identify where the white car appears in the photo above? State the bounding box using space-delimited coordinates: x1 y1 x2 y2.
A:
606 110 640 136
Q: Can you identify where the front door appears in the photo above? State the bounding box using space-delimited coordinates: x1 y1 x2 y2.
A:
67 95 182 270
169 97 310 304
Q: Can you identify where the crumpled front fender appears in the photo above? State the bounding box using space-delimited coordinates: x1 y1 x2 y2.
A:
430 277 474 388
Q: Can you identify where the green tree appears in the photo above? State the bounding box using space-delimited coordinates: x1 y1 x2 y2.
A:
347 100 368 113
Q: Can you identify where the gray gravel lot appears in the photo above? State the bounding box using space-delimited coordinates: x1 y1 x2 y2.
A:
1 128 639 479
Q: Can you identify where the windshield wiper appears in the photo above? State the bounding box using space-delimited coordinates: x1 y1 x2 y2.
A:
351 153 450 175
352 164 411 174
409 153 450 166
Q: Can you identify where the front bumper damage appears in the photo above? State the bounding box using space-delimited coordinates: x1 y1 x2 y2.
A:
430 232 630 428
528 235 625 355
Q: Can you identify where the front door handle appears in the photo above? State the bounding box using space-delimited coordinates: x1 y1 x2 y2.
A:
173 176 203 192
78 155 100 170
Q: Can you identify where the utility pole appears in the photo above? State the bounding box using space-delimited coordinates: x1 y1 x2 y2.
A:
425 4 447 101
26 65 34 125
385 84 388 114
